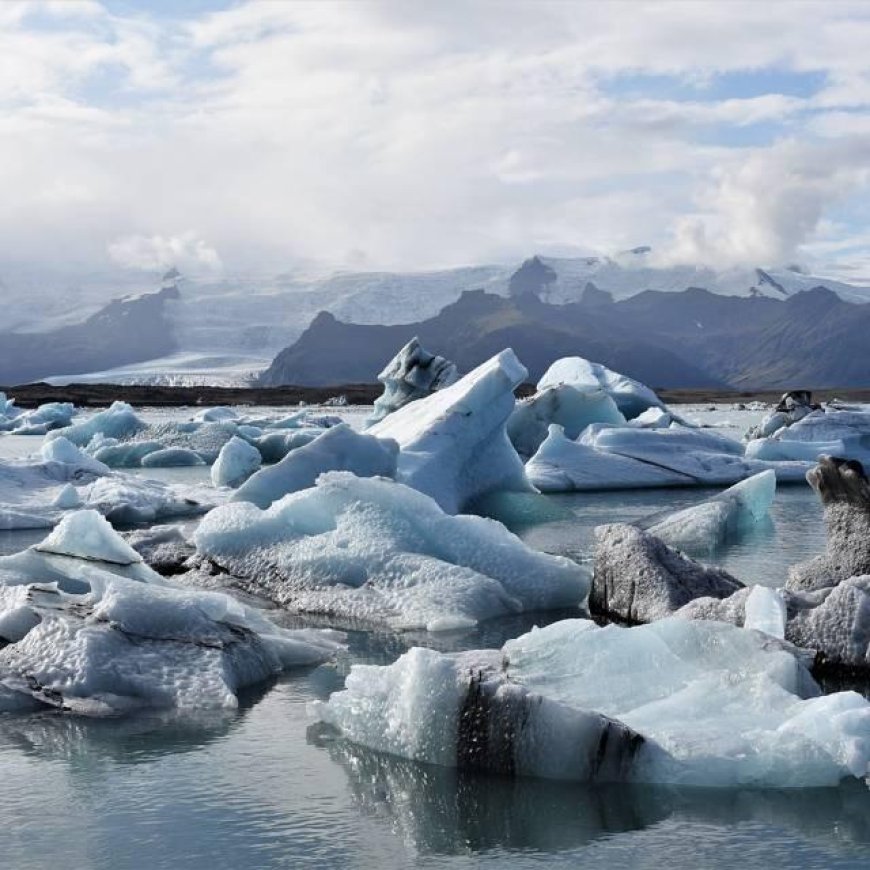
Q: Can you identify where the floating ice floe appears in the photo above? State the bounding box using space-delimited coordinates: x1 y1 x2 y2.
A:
369 350 532 513
643 470 776 555
233 424 398 509
0 439 216 530
746 391 820 440
526 423 810 492
315 617 870 787
747 393 870 466
366 337 458 427
46 401 146 447
0 510 343 715
0 395 76 434
211 436 262 488
193 471 587 632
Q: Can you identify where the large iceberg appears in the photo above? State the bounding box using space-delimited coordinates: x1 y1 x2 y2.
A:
366 337 458 426
0 511 343 715
232 424 398 510
315 617 870 787
193 471 587 632
537 357 666 420
368 350 532 513
527 423 810 492
747 404 870 467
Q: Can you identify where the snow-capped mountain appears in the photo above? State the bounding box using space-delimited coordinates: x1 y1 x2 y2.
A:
4 248 870 386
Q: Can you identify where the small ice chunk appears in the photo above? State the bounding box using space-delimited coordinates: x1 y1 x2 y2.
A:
52 484 81 510
41 436 109 477
744 585 786 639
140 447 205 467
35 509 144 565
212 436 262 488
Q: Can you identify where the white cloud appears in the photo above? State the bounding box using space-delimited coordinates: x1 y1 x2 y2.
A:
1 0 870 284
660 138 870 267
107 233 222 273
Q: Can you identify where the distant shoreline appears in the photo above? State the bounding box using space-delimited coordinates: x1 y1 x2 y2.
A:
4 381 870 409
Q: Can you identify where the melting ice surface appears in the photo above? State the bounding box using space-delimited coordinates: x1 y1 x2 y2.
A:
0 403 869 869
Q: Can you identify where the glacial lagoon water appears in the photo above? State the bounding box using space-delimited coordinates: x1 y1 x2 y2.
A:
1 405 869 869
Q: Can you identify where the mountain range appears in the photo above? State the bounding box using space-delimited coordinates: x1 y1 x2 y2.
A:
2 251 870 388
260 269 870 390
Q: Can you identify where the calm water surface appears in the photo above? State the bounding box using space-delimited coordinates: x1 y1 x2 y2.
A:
1 409 868 869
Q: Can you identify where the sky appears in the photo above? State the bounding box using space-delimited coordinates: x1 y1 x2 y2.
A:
2 0 870 281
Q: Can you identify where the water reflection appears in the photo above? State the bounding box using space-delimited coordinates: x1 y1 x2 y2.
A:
0 679 273 765
318 735 870 857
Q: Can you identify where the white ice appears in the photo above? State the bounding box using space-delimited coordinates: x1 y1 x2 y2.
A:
211 436 262 488
46 401 146 447
0 511 343 715
317 617 870 788
748 408 870 467
744 585 787 639
369 350 532 513
527 424 811 492
507 384 625 459
537 357 666 420
645 470 776 555
194 471 587 632
233 424 398 509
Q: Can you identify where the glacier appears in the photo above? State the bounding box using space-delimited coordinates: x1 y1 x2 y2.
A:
193 471 587 632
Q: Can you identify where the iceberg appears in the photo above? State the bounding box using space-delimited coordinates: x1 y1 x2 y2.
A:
369 350 532 513
366 337 458 426
644 470 776 555
537 357 666 420
748 406 870 467
591 523 744 623
140 447 205 467
232 424 398 509
194 471 587 631
0 512 343 715
0 400 75 434
507 385 625 459
211 436 262 488
746 391 820 440
316 617 870 787
527 423 811 492
46 401 146 447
